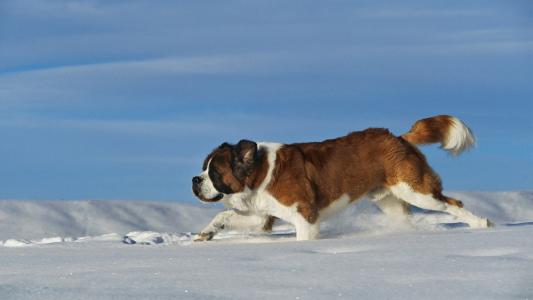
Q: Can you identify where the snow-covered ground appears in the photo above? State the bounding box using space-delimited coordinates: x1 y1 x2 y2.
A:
1 192 533 299
0 200 220 242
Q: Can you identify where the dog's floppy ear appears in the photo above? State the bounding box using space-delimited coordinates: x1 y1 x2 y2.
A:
236 140 257 164
218 142 232 150
233 139 258 180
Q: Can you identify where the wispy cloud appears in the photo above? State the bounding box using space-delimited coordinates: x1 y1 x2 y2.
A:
0 117 226 136
344 40 533 56
6 0 108 16
108 154 202 166
1 53 277 77
1 33 531 114
0 112 415 144
365 8 496 18
0 53 280 110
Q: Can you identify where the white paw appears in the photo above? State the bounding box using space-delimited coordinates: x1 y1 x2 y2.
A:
470 218 491 229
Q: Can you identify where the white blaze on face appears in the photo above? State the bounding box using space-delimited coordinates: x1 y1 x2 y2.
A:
198 158 223 199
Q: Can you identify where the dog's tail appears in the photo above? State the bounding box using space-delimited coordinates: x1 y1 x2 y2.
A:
402 115 476 156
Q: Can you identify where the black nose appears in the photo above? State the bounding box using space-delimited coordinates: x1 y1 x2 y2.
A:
192 176 203 184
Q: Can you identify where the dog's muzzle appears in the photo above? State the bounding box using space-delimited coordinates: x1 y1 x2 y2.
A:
192 176 224 202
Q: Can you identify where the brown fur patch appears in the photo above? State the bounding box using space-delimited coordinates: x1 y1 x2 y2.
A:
209 147 244 193
402 115 453 146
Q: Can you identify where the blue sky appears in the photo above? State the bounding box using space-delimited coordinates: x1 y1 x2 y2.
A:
0 0 532 202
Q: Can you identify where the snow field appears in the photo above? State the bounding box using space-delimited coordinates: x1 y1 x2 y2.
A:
0 191 532 299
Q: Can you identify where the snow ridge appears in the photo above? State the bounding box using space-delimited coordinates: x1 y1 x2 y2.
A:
1 191 532 247
0 200 219 242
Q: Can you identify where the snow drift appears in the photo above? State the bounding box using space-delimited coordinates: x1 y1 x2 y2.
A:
0 200 219 241
1 191 532 243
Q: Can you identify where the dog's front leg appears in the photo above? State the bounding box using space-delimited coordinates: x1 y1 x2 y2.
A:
194 210 270 241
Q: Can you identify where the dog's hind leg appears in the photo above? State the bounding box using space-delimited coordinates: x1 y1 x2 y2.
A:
389 182 490 228
374 194 411 223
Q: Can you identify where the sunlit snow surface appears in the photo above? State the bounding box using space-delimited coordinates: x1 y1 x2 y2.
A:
1 192 532 299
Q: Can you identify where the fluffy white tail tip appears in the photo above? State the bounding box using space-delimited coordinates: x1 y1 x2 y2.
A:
443 117 476 155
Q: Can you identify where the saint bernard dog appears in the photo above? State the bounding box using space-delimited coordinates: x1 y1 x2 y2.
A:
192 115 490 241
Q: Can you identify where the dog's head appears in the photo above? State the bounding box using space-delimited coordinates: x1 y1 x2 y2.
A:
192 140 260 202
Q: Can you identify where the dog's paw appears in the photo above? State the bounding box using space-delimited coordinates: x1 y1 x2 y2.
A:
469 218 492 229
193 232 214 242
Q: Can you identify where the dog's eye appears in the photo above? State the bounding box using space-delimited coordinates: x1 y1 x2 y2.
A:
209 168 222 181
208 168 233 194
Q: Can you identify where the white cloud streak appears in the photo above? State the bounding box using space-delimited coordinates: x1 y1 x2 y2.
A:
0 117 225 136
365 8 496 18
2 36 531 80
2 53 277 78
